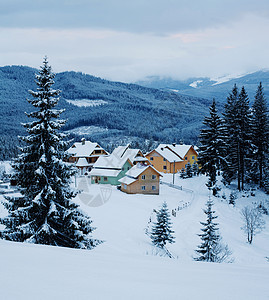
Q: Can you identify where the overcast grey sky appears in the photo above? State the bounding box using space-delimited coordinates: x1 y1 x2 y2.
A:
0 0 269 82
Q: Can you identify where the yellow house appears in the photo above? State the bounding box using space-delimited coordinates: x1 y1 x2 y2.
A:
145 144 198 174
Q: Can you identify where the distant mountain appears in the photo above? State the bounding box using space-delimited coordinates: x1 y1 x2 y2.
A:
136 71 269 103
0 66 212 159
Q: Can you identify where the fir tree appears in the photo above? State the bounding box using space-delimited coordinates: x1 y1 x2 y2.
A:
1 57 99 249
192 162 199 176
198 99 226 193
223 85 252 190
195 197 220 262
185 162 193 178
150 201 175 248
250 82 269 188
222 85 239 185
237 86 252 190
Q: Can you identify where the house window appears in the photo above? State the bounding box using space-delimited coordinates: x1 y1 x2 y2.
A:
152 175 156 180
104 177 108 181
141 186 146 190
185 157 188 160
141 175 146 180
122 167 124 171
163 158 166 162
150 157 154 161
127 167 130 170
152 186 156 190
124 184 127 189
163 165 167 170
192 156 195 159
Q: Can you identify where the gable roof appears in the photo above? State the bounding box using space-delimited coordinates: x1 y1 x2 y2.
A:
67 140 106 157
153 146 183 163
164 144 195 159
125 164 162 178
147 144 197 162
93 145 147 170
93 154 133 170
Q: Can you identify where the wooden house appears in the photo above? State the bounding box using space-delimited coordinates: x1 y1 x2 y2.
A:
67 138 108 175
89 145 150 185
146 144 198 173
119 164 162 195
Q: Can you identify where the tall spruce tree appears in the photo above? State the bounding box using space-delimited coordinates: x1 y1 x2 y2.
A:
198 99 226 194
195 197 220 262
1 57 98 249
223 85 252 190
251 82 269 188
222 84 239 185
237 86 252 190
150 201 175 248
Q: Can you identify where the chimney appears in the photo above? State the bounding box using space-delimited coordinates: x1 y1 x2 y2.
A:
81 138 86 145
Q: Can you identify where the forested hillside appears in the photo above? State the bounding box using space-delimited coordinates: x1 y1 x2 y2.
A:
0 66 211 159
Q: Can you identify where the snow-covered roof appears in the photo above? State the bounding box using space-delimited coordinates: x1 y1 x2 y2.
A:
67 140 105 157
112 145 130 158
125 164 162 178
165 144 194 159
93 154 130 169
118 176 137 185
76 157 91 167
154 146 183 162
154 144 195 161
89 168 121 177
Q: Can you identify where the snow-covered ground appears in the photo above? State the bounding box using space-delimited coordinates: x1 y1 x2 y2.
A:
65 99 108 107
0 172 268 299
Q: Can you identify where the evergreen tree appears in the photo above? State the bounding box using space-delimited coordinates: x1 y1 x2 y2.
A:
250 82 269 188
237 86 252 190
179 168 186 179
223 85 252 190
222 84 239 185
150 201 175 248
198 99 226 193
185 162 193 178
1 57 99 249
192 162 199 176
195 197 220 262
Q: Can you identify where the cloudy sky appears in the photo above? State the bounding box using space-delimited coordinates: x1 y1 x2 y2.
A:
1 0 269 82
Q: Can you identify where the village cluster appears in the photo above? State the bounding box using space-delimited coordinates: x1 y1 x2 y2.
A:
67 138 198 195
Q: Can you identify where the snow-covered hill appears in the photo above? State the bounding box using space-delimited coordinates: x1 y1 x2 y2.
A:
0 174 268 299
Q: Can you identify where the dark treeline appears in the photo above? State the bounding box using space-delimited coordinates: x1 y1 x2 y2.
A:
199 83 269 193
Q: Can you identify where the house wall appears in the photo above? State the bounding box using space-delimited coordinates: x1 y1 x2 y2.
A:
121 168 160 195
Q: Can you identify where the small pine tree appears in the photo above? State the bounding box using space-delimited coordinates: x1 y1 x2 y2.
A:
192 163 199 176
150 202 175 248
185 162 193 178
195 197 220 262
180 168 186 179
1 57 99 249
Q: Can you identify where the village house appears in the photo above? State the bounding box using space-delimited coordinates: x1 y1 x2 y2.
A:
145 143 198 174
89 144 150 185
119 164 162 195
67 138 108 175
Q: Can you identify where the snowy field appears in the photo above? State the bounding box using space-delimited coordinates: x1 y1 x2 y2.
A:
0 172 268 299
